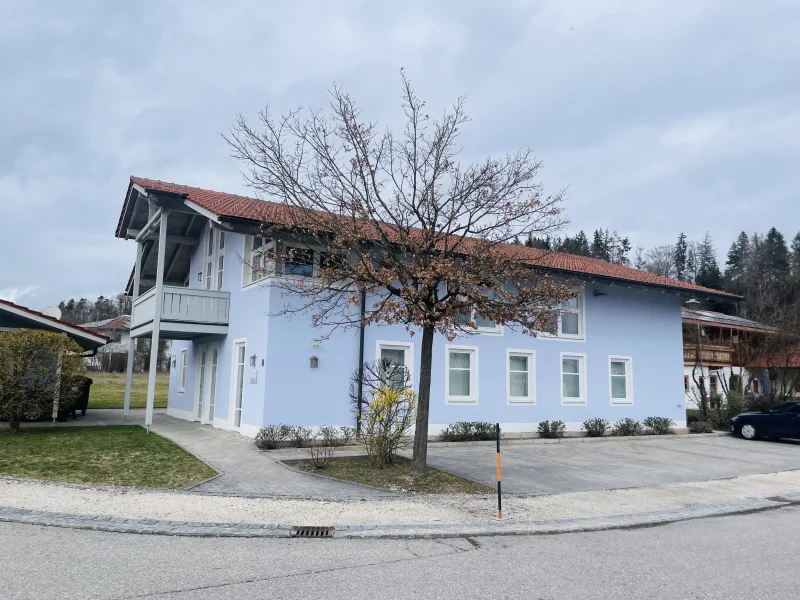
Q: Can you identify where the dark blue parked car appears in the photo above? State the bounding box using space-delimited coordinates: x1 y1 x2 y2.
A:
730 401 800 440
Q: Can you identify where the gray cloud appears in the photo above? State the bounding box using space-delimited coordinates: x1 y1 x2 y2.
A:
1 0 798 308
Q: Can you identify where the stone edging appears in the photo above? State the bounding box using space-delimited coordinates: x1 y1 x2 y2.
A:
2 493 798 540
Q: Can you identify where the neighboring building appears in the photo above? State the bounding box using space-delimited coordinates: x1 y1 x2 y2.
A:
0 299 108 352
116 176 738 435
682 306 800 406
82 315 131 371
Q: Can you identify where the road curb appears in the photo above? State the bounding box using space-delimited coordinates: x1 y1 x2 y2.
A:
2 495 797 540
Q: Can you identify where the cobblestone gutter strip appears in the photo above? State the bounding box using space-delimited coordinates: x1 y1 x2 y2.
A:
0 497 793 540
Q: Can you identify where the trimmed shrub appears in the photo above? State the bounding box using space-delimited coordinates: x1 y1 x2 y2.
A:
581 418 609 437
440 421 496 442
538 420 566 439
254 424 294 450
689 421 713 434
611 418 642 437
643 416 676 435
291 426 312 448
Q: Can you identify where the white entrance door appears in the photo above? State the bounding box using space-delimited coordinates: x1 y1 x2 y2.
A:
195 344 219 423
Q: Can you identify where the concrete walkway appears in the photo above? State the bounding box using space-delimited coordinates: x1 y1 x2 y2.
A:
148 416 394 498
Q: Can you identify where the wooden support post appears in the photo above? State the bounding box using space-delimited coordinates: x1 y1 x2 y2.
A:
123 241 143 418
145 209 169 431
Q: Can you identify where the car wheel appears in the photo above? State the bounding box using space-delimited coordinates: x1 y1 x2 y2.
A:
739 423 758 440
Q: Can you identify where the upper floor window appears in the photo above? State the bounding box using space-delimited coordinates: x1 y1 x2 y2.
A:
539 290 585 340
242 236 345 287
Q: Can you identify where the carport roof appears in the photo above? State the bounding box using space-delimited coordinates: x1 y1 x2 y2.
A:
0 299 108 351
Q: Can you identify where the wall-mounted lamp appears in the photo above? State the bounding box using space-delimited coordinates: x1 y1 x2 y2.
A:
593 289 609 297
197 272 203 282
250 354 257 367
309 355 319 369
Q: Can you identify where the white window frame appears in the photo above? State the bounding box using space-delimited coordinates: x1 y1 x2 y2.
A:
506 349 535 404
375 340 415 389
539 288 586 341
229 338 247 430
560 352 587 406
242 236 343 289
216 231 225 290
445 344 479 405
204 227 215 290
177 348 188 394
608 355 634 406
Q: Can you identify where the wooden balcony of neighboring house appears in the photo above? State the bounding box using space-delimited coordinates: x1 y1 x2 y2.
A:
683 343 734 367
130 286 229 340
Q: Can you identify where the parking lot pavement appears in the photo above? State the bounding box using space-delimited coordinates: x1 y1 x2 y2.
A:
423 435 800 494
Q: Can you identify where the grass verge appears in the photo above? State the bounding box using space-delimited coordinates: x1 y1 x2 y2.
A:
286 455 491 494
0 426 216 488
88 372 169 409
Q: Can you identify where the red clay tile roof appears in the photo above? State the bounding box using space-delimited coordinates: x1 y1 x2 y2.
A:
0 299 109 342
126 176 740 299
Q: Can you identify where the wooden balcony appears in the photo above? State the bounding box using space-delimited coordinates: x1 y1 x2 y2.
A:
683 344 733 367
131 286 229 340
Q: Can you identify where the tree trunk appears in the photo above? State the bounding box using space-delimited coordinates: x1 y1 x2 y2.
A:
411 324 435 477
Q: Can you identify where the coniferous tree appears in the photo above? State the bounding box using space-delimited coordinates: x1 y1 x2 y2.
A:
674 233 688 281
695 233 723 290
724 231 750 295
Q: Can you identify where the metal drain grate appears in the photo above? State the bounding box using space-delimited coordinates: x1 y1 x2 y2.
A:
291 525 335 539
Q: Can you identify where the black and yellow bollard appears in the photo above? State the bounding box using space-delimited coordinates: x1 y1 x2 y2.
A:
496 422 502 519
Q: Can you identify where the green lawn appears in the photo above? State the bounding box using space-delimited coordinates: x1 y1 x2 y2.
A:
88 371 169 409
286 455 492 494
0 426 216 488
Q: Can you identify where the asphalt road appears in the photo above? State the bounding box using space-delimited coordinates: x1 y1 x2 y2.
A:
3 506 799 599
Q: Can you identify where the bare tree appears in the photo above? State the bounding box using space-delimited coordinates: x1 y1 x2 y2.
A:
643 244 677 278
226 73 574 475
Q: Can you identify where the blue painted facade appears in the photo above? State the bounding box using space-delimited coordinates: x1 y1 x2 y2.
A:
167 222 687 435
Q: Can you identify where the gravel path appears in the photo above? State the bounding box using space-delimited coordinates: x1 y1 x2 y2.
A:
3 470 799 526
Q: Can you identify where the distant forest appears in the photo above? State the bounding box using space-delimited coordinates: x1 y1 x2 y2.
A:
58 294 132 325
516 227 800 317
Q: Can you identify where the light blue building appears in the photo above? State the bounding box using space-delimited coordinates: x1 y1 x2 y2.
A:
116 177 737 436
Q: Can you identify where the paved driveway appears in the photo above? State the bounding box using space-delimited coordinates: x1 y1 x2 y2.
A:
424 436 800 495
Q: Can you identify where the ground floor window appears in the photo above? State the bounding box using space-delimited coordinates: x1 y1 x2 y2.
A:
561 353 586 405
609 356 633 405
231 340 246 428
376 341 414 390
178 348 187 393
446 345 478 404
507 349 535 404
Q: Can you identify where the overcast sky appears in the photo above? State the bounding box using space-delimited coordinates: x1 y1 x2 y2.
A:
1 0 798 309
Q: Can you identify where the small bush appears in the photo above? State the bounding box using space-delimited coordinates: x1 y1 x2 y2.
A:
643 416 676 435
254 424 294 450
308 425 355 469
291 426 312 448
686 410 701 425
356 387 417 468
689 421 713 434
440 421 496 442
538 420 566 439
581 418 609 437
611 418 642 437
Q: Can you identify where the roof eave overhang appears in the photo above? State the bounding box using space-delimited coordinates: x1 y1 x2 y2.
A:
0 304 109 350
